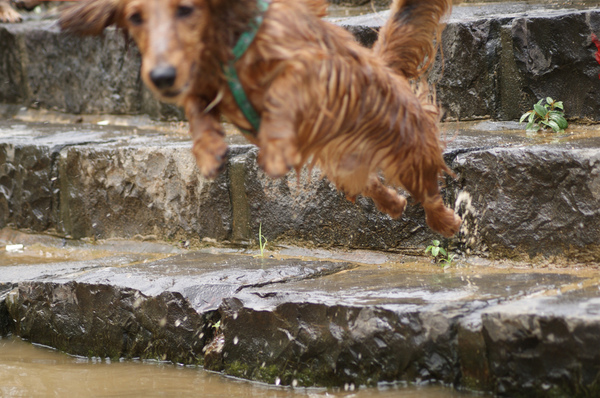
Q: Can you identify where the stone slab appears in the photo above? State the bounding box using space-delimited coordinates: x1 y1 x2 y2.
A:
329 5 600 121
3 5 600 120
1 232 599 396
3 120 600 260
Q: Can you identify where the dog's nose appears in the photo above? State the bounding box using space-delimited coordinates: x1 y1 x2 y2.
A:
150 65 177 90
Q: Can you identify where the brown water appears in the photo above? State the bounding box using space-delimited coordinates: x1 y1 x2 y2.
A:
0 337 473 398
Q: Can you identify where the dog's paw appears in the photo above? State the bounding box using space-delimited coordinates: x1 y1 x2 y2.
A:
383 194 407 219
427 209 462 238
0 6 22 23
192 140 229 179
258 140 299 178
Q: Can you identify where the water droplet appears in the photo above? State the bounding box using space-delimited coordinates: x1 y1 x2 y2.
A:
175 319 181 327
159 317 167 327
133 297 143 309
292 379 298 387
233 336 239 345
275 377 281 386
233 312 238 320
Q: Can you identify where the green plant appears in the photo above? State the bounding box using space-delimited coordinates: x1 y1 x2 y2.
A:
212 320 221 333
439 253 456 267
258 223 268 257
520 97 568 133
425 240 455 267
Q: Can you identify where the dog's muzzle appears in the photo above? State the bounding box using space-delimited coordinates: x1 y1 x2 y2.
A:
150 65 177 90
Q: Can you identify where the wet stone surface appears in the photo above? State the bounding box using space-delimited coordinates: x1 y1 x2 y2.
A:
3 4 600 121
1 231 600 397
3 119 600 260
333 4 600 121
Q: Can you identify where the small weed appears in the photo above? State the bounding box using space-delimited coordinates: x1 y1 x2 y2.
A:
520 97 567 133
425 240 455 268
212 320 221 333
439 253 456 267
259 223 268 257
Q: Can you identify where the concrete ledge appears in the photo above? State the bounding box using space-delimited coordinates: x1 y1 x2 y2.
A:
2 120 600 260
1 231 599 396
2 5 600 120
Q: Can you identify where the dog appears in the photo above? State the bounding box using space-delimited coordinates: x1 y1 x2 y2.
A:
0 0 40 23
59 0 462 237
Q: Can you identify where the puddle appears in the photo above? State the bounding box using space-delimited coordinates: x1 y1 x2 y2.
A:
0 337 473 398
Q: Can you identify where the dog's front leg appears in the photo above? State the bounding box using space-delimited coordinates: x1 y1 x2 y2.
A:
185 98 228 179
256 71 302 178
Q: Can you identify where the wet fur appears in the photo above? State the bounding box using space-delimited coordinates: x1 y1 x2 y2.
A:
60 0 461 237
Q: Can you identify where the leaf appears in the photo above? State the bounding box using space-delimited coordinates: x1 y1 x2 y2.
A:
432 240 440 246
528 112 536 123
554 101 564 110
546 97 554 105
431 247 440 257
546 120 561 132
425 246 433 253
525 121 538 132
439 247 447 256
520 111 533 123
534 103 548 117
548 113 568 130
557 117 568 130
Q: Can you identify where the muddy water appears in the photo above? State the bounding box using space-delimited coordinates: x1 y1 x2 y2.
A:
0 337 472 398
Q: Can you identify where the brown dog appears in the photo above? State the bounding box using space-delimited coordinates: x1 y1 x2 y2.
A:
60 0 462 237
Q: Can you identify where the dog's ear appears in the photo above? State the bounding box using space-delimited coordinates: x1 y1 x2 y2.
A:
59 0 122 36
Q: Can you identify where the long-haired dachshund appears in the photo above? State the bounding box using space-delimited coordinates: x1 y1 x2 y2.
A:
59 0 462 237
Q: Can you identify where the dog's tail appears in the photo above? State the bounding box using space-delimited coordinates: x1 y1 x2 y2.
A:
373 0 451 80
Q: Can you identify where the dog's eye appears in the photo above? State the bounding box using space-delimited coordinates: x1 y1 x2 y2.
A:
176 5 194 18
128 12 143 26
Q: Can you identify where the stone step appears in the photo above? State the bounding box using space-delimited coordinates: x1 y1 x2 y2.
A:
1 119 599 261
1 230 599 397
1 4 600 121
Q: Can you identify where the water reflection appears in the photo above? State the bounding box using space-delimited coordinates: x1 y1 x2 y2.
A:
0 337 472 397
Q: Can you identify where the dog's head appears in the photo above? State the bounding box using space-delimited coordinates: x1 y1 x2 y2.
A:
60 0 215 103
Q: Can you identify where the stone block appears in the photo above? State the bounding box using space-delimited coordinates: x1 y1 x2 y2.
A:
0 140 56 232
58 143 232 241
432 19 502 120
511 11 600 122
482 290 600 397
227 148 445 250
453 145 600 260
5 282 211 363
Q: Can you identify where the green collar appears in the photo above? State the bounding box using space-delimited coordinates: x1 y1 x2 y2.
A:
223 0 270 135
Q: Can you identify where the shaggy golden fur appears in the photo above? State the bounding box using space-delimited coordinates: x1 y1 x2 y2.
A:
60 0 461 237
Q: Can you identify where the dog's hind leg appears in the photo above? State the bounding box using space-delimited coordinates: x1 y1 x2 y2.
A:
422 192 461 237
185 98 229 179
398 163 461 237
363 175 407 219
